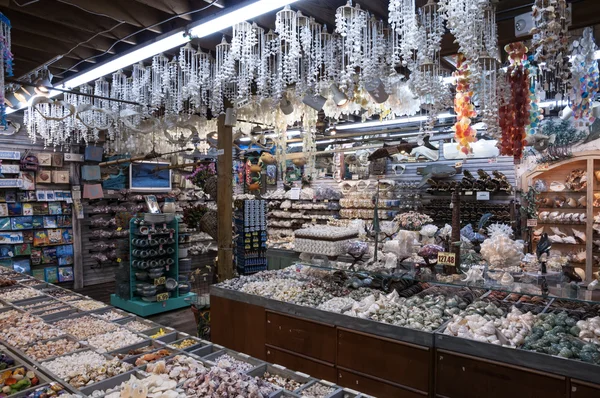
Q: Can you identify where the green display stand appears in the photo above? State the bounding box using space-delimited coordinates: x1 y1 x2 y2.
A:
112 214 193 316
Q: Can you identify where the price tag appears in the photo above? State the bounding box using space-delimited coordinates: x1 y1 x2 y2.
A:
455 161 463 168
351 175 359 180
107 190 115 195
476 191 490 201
488 157 497 164
154 276 166 286
116 258 122 263
169 232 173 239
312 218 316 223
117 227 122 231
437 252 456 266
464 191 473 196
536 163 549 171
166 265 170 272
156 292 169 302
163 223 167 229
148 234 152 240
527 219 538 227
324 199 329 203
290 188 301 200
217 148 225 156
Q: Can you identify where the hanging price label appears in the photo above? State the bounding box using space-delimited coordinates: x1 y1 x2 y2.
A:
154 276 166 286
476 191 490 201
527 219 538 227
156 293 169 302
437 252 456 266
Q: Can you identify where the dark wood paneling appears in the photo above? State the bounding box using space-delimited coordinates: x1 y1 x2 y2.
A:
211 295 266 360
435 350 567 398
266 311 336 363
337 368 427 398
571 380 600 398
337 328 430 393
266 345 336 382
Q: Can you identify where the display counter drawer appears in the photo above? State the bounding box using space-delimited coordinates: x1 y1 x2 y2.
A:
570 380 600 398
435 350 566 398
266 311 336 363
337 368 427 398
337 328 430 392
266 345 336 382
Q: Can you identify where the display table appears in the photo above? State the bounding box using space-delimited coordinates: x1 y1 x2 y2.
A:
210 286 600 398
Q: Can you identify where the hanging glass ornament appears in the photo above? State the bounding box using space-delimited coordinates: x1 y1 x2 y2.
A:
0 13 12 129
569 27 599 128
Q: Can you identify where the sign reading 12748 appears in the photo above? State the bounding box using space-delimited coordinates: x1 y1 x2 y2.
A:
437 252 456 266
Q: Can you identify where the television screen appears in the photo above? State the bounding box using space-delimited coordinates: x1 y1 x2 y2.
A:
129 161 172 192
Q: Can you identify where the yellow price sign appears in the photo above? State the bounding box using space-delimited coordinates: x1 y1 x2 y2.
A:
154 276 166 286
437 252 456 266
156 292 169 302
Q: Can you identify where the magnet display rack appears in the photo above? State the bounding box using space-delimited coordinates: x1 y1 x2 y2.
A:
234 200 268 275
110 216 196 316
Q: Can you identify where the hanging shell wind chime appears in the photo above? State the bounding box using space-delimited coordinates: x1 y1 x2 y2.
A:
0 13 12 129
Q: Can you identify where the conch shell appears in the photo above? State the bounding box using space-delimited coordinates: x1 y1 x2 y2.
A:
293 157 307 166
260 152 276 164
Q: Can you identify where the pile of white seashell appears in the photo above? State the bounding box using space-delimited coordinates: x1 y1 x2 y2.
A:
576 317 600 344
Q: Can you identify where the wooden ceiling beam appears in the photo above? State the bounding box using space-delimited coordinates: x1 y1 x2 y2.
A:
6 11 118 54
0 3 141 46
55 0 173 34
11 33 99 64
10 59 65 80
14 52 81 74
132 0 194 21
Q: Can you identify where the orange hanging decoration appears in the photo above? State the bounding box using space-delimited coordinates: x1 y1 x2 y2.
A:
452 54 477 155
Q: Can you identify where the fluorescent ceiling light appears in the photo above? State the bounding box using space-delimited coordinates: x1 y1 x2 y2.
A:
288 142 303 148
239 137 252 142
61 32 189 89
189 0 299 38
336 113 454 131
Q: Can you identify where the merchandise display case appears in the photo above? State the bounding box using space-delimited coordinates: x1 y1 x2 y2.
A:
211 263 600 398
0 266 372 398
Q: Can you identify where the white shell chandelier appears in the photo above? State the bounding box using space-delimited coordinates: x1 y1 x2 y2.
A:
21 1 502 148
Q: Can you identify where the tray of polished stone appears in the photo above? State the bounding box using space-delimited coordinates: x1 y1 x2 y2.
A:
145 354 211 386
549 299 600 316
82 329 148 354
0 288 44 303
203 349 265 374
0 364 52 396
40 350 134 390
87 308 132 322
12 382 73 398
52 315 118 340
115 317 159 334
109 340 166 361
66 299 107 312
37 289 82 302
297 380 342 398
247 364 312 394
21 336 84 363
0 312 64 348
0 351 24 371
33 307 78 322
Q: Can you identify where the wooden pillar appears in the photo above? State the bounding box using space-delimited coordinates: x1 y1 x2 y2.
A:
70 160 84 289
450 190 461 273
217 113 234 281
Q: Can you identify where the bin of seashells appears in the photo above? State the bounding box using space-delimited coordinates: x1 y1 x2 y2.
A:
0 365 47 395
0 314 64 347
145 355 209 385
67 299 107 312
298 381 339 397
42 350 134 389
0 287 44 302
204 352 261 373
84 329 147 353
85 373 185 398
247 364 310 393
23 337 83 362
119 319 155 333
53 315 118 339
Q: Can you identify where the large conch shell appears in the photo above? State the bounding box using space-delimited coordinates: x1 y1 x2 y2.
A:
293 157 307 166
549 181 565 192
260 152 276 164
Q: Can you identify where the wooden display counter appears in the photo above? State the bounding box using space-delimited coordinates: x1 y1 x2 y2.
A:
211 286 600 398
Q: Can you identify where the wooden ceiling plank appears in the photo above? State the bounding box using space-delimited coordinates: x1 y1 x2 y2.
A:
11 33 99 63
0 3 140 46
14 53 80 73
56 0 171 33
5 11 118 54
132 0 193 21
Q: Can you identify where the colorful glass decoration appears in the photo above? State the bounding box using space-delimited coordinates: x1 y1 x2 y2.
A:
569 27 599 128
0 13 12 129
452 54 477 155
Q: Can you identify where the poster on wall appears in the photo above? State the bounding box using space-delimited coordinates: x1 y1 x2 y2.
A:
130 161 172 192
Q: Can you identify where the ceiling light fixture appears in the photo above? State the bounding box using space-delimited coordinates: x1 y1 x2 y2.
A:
336 113 455 131
34 69 53 95
330 84 348 106
13 86 33 104
4 91 19 109
302 94 327 111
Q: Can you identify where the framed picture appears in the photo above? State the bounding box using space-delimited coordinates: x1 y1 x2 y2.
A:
51 153 63 167
37 153 52 166
144 195 160 214
20 171 36 190
58 266 74 282
52 170 70 184
44 267 59 283
130 161 172 192
13 259 31 275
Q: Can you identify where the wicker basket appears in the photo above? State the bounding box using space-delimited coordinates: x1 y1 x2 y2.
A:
203 175 218 199
200 210 218 240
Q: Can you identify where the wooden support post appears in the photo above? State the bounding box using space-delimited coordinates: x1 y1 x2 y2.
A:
450 190 461 273
217 114 234 281
70 161 84 289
